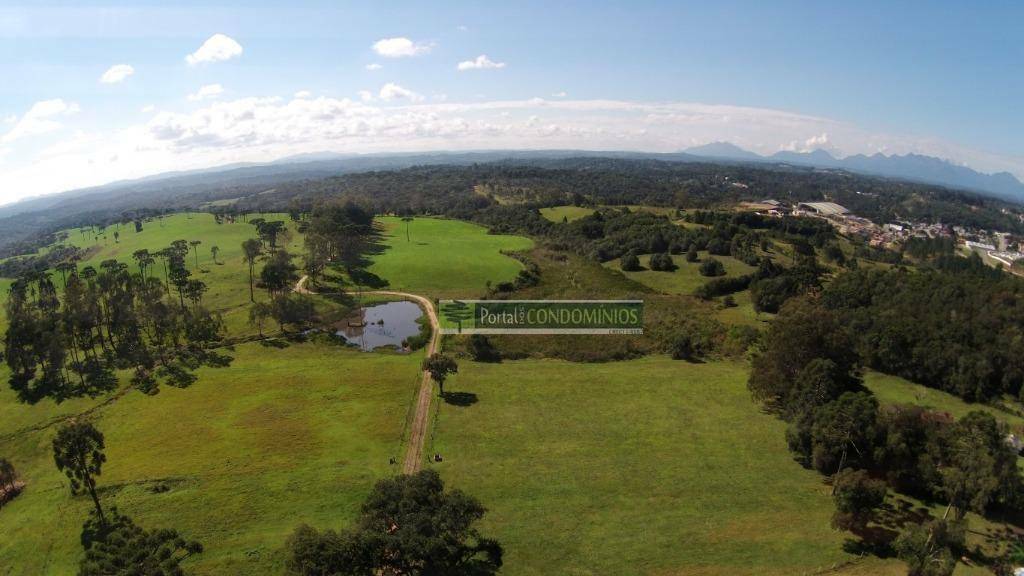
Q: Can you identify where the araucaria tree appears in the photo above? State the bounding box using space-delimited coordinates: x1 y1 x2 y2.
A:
260 249 298 298
3 243 231 403
284 469 502 576
53 421 107 522
79 507 204 576
422 353 458 396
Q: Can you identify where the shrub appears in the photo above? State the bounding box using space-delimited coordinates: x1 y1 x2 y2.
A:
685 245 699 262
831 468 886 532
468 334 501 362
706 238 730 256
699 258 726 277
620 253 641 271
649 252 676 272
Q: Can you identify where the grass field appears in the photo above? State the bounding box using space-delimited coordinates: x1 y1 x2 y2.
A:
0 342 422 575
866 371 1024 428
603 252 757 296
427 356 909 576
539 205 678 223
539 205 597 222
365 216 533 297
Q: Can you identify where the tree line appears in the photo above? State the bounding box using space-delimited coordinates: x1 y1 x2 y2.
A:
749 296 1023 574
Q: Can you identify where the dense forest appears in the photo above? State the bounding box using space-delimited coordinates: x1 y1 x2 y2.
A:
4 156 1023 260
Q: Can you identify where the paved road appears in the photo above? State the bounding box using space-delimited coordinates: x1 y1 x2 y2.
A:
294 276 439 473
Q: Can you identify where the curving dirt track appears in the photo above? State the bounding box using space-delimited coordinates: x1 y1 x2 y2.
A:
294 276 439 473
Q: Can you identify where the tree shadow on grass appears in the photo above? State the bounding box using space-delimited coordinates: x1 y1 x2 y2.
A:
442 391 478 407
259 339 290 349
842 496 933 559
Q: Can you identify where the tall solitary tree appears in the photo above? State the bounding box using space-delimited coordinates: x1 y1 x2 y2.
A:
422 353 458 396
53 421 107 523
242 239 262 302
210 245 220 265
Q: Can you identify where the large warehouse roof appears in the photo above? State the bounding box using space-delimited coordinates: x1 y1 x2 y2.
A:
798 202 849 216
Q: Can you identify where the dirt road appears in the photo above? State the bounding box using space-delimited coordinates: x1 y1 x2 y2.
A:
293 276 439 473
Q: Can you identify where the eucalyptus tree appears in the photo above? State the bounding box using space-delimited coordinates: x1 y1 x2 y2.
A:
242 238 262 302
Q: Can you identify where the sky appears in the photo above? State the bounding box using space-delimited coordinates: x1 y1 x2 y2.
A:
0 0 1022 205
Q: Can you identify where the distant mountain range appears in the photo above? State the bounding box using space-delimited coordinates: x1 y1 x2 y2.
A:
684 142 1024 202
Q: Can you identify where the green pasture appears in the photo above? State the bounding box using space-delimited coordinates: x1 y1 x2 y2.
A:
0 342 422 575
604 252 757 296
364 216 533 298
539 205 597 222
866 371 1024 428
428 356 910 576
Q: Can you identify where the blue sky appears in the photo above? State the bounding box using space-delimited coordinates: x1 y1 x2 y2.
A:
0 0 1022 203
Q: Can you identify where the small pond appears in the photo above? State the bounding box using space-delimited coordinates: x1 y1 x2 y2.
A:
336 300 424 351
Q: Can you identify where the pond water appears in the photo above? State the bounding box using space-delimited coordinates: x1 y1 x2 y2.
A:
336 300 424 351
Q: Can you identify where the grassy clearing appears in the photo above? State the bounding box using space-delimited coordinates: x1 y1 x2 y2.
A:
866 371 1024 428
365 216 533 298
428 356 907 576
540 205 677 223
0 341 422 575
539 205 597 222
604 252 757 296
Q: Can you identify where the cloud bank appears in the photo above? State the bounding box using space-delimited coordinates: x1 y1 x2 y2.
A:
1 95 1023 204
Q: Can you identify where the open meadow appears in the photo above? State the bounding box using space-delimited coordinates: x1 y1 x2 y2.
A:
0 342 422 575
364 216 534 298
428 356 912 576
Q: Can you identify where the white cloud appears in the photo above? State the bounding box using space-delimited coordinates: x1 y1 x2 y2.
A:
378 83 423 102
293 90 312 99
457 54 506 71
552 91 567 98
141 105 156 113
372 37 432 58
185 33 243 65
358 90 375 102
188 84 224 101
99 64 134 84
1 98 80 144
365 63 383 71
2 115 16 124
781 132 836 153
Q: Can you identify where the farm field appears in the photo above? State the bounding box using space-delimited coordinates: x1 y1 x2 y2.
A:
365 216 533 297
603 251 757 296
428 356 909 576
0 342 422 575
